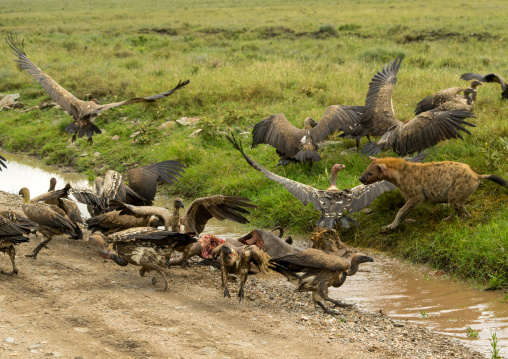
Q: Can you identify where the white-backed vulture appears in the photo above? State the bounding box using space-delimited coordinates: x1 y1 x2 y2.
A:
6 34 189 143
434 88 476 112
461 72 508 100
85 210 163 234
228 134 418 229
88 229 196 291
251 105 363 165
0 215 34 275
358 57 476 156
71 160 185 215
269 249 373 314
19 187 83 259
414 81 482 115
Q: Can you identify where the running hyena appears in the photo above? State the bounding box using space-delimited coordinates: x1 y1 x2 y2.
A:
359 157 507 231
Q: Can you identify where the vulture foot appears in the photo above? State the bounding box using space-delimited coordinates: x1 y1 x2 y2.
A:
140 268 149 277
328 298 355 308
224 287 231 299
155 272 169 292
238 286 245 301
0 269 18 276
317 301 340 315
380 225 396 233
26 239 52 259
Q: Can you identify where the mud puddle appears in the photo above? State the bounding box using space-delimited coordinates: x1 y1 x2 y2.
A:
1 151 507 357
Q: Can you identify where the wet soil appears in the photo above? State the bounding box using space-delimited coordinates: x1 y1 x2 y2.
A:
0 190 485 359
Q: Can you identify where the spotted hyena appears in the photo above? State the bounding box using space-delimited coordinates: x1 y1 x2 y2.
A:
358 157 507 231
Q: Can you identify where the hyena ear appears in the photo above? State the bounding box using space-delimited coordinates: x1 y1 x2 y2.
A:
369 156 377 162
376 163 387 174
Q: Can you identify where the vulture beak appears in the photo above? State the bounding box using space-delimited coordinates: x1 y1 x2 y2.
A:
361 255 374 263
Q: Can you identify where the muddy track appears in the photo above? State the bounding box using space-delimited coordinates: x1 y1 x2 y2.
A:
0 192 483 358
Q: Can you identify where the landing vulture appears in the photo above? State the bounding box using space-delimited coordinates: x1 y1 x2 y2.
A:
6 34 189 143
358 57 476 156
251 105 363 165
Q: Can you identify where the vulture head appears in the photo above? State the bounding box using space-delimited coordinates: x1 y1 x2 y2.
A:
88 234 111 259
18 187 31 203
470 80 483 89
303 117 315 129
173 197 185 209
48 177 57 192
327 163 346 191
347 252 374 276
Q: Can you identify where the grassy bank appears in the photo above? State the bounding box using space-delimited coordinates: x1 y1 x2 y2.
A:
1 0 507 288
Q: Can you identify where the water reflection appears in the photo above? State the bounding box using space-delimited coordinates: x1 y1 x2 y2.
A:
1 151 507 357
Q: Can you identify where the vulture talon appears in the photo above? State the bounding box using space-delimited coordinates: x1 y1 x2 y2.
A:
224 287 231 299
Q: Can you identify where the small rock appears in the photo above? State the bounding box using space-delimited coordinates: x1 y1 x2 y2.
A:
5 337 15 343
73 327 89 333
158 121 174 131
28 344 41 350
79 152 88 157
111 135 120 141
189 129 202 138
51 120 60 126
93 152 101 157
130 131 141 138
176 117 200 126
300 315 309 321
196 347 216 355
0 94 20 107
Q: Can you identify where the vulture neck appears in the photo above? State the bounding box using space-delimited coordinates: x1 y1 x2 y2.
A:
172 206 181 232
346 260 360 276
327 166 342 191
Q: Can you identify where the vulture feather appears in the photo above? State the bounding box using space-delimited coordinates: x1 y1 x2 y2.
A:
414 81 481 115
461 72 508 100
0 215 33 275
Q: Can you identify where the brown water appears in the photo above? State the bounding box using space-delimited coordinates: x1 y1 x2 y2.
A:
1 151 507 358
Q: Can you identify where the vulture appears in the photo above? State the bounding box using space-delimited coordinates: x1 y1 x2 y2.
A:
71 160 185 215
0 215 34 275
269 249 373 314
213 242 270 301
227 134 421 229
46 178 84 226
113 195 256 267
414 80 482 115
19 187 83 259
88 229 196 291
108 200 173 230
85 210 163 234
168 226 297 266
461 72 508 100
251 105 363 165
6 34 190 143
357 57 476 156
0 155 6 171
433 88 477 112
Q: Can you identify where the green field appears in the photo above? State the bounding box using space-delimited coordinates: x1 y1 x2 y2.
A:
1 0 507 287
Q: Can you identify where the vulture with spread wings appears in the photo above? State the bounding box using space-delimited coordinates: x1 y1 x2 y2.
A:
251 105 363 165
6 34 189 143
71 160 185 216
358 57 476 156
460 72 508 100
227 134 423 229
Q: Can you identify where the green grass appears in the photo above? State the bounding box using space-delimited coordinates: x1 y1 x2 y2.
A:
1 0 508 288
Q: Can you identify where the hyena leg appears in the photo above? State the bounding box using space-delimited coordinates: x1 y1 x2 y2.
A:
383 199 420 231
447 201 470 220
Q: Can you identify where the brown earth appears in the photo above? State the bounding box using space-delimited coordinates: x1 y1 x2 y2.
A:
0 191 483 359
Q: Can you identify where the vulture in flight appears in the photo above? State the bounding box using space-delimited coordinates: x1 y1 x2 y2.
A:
251 105 363 165
269 249 373 314
6 34 189 143
414 80 482 115
88 229 196 291
358 57 476 156
71 160 185 215
227 134 427 229
461 72 508 100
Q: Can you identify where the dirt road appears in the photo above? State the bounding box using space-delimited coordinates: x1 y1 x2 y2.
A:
0 191 482 358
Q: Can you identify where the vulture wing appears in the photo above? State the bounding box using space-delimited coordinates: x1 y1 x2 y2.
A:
184 195 256 235
460 73 507 91
414 87 464 115
271 248 349 272
30 183 71 204
360 57 403 136
361 109 476 156
84 80 190 117
102 170 125 201
108 227 196 248
6 34 81 119
251 113 307 157
0 155 6 171
126 160 186 205
228 134 323 211
71 187 109 212
309 105 363 142
0 216 31 237
245 245 271 273
22 203 81 238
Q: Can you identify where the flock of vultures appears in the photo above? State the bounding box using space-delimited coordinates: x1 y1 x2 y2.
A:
1 33 508 314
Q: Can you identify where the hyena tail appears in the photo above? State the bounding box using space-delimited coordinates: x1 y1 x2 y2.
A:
480 175 508 187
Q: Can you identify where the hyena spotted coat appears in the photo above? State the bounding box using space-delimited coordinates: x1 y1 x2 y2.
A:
358 157 507 231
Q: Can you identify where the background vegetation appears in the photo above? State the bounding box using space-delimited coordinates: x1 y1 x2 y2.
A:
1 0 507 287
